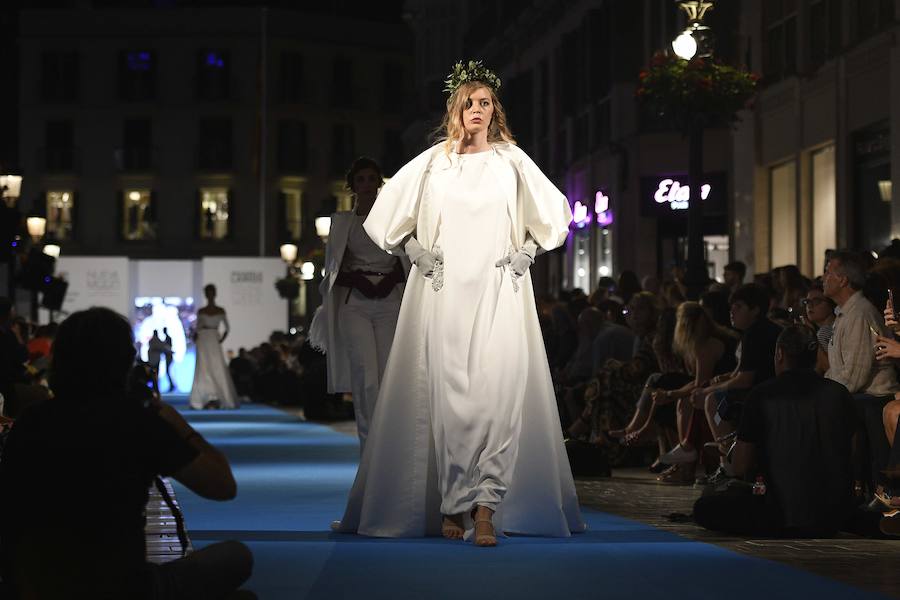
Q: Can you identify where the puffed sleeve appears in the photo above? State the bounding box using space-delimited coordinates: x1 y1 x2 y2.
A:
513 146 572 251
363 146 437 254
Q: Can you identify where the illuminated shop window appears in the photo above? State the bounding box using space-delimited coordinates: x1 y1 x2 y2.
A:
811 146 836 273
122 189 156 241
46 190 74 241
199 187 230 240
770 161 797 267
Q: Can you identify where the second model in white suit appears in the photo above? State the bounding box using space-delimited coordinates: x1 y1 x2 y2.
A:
335 141 585 538
310 209 409 453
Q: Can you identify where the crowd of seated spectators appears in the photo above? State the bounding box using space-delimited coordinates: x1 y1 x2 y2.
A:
547 243 900 537
226 331 353 421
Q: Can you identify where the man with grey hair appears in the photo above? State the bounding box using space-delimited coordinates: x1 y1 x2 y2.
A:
823 250 897 499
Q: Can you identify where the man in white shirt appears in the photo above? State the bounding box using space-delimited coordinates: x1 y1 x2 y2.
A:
824 250 898 497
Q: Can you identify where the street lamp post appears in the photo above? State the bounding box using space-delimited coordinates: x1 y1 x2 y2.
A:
26 215 48 322
280 243 298 329
0 173 23 301
673 0 714 299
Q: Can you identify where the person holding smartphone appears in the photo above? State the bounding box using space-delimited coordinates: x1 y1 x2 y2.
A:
823 251 898 506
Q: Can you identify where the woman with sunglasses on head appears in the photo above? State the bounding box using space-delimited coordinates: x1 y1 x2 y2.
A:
333 61 584 546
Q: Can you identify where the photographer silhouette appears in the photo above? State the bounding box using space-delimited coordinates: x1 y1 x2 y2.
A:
0 307 255 599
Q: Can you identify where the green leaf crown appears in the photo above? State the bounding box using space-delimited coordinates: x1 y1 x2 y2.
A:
443 60 501 95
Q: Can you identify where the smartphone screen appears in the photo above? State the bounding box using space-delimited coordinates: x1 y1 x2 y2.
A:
891 289 897 320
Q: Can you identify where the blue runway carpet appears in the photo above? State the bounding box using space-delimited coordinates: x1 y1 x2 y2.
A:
168 396 885 600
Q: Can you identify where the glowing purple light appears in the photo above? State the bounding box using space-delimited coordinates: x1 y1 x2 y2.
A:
595 190 609 214
573 201 589 227
597 210 614 226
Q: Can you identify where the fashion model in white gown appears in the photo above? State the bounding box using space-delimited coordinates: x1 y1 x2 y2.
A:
336 66 583 543
336 148 584 540
189 311 239 410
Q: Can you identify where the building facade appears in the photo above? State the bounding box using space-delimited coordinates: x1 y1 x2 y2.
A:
736 0 900 278
18 6 414 262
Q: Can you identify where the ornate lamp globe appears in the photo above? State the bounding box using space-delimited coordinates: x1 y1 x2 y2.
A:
672 30 698 60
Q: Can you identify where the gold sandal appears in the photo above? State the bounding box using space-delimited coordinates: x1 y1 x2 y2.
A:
471 507 497 547
473 518 497 547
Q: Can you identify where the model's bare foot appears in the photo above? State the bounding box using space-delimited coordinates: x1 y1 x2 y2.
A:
441 514 465 540
472 505 497 547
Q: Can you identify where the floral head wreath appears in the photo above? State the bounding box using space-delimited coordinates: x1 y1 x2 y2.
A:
443 60 501 96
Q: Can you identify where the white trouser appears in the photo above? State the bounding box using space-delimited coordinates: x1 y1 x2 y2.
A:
337 286 402 454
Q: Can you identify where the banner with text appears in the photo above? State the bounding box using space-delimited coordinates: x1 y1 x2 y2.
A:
200 257 286 355
55 256 131 318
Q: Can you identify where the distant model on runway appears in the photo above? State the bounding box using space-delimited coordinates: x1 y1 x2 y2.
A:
147 329 174 392
310 158 407 454
335 60 585 546
189 284 239 410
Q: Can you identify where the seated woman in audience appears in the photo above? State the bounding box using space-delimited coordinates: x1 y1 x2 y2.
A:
643 302 738 483
608 306 685 470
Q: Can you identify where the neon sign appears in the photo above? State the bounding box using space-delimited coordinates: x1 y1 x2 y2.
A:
654 179 712 210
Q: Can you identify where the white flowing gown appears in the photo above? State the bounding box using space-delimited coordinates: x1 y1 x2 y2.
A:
336 142 584 538
189 312 239 409
429 150 527 515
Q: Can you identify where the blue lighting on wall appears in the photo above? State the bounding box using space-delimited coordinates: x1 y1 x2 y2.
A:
205 52 225 68
127 51 152 71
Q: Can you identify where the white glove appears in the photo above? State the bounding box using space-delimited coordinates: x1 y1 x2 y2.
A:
404 236 443 278
495 238 538 277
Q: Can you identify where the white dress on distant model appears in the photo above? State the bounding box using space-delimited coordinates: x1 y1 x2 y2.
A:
335 142 585 538
189 312 239 409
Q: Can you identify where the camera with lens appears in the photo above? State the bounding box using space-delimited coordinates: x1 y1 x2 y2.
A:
127 360 161 409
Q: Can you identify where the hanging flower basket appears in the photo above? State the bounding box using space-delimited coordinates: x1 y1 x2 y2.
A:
637 52 758 132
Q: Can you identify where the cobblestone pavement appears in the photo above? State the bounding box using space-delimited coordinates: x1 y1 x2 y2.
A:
577 469 900 598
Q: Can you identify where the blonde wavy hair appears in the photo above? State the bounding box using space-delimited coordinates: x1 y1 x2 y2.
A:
673 301 735 368
437 81 515 155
